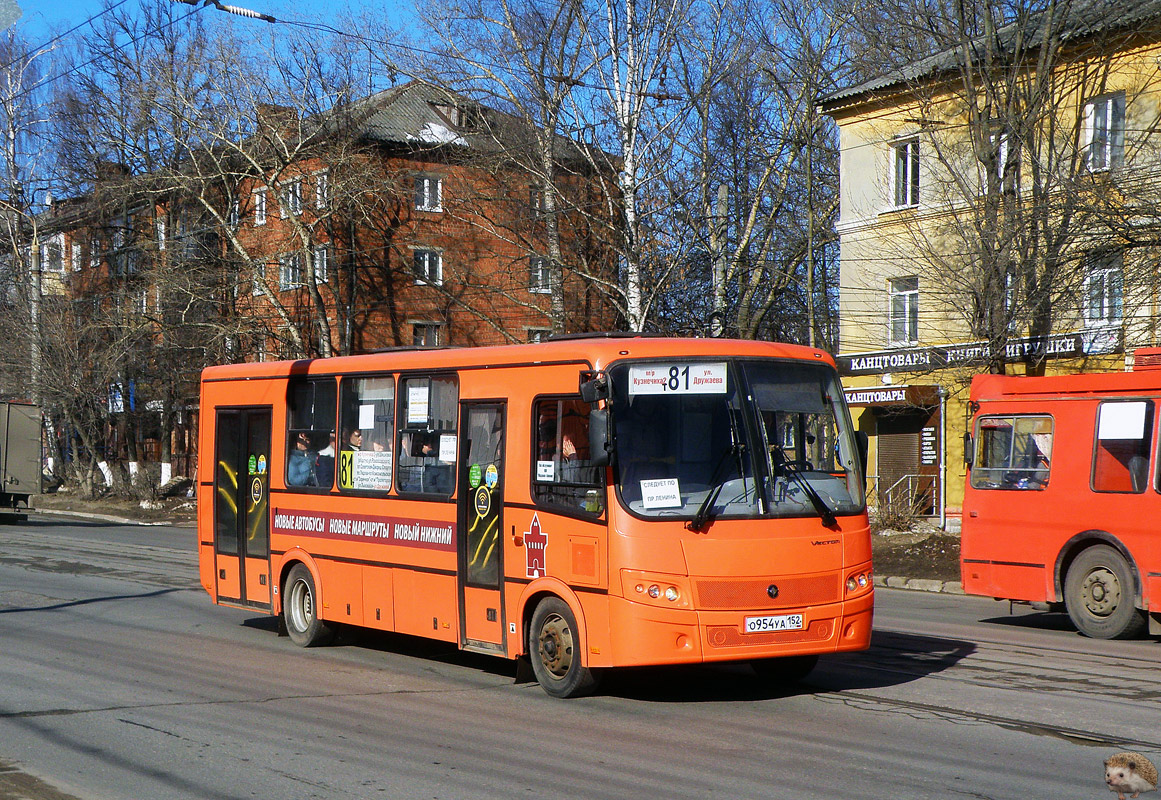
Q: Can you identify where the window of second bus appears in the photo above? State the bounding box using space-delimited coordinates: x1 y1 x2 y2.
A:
337 375 395 493
533 397 604 515
971 415 1053 490
1093 400 1153 493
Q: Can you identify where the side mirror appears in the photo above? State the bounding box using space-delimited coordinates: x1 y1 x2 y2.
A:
588 407 611 467
963 432 974 466
579 371 609 403
855 431 869 480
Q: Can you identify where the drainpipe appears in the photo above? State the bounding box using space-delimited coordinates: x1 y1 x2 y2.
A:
937 385 949 530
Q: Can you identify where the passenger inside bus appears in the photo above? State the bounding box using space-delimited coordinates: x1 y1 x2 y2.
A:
315 432 336 487
287 431 318 486
533 399 602 511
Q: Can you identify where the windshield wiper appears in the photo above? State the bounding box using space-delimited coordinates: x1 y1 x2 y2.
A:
778 462 838 528
687 443 740 532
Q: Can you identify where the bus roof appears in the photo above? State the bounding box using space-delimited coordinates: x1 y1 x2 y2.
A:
971 369 1161 401
201 336 836 381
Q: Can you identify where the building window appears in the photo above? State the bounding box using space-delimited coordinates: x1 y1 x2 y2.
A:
413 323 441 347
1083 252 1123 326
315 170 329 209
252 261 267 295
254 187 267 226
530 256 552 294
888 276 919 345
89 237 101 268
70 242 82 272
527 328 551 343
41 236 64 273
413 249 442 285
279 252 304 290
156 217 166 251
226 198 239 227
1083 92 1125 172
892 136 920 208
414 175 442 212
280 178 303 218
312 245 329 283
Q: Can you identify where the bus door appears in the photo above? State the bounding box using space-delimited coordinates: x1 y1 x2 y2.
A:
213 408 273 610
457 402 506 654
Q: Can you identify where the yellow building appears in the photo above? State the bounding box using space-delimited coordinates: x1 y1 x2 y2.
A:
822 2 1161 524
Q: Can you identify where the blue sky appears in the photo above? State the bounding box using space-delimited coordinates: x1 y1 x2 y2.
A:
13 0 411 51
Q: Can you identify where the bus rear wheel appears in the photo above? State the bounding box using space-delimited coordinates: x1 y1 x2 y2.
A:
1064 545 1146 640
283 564 334 647
529 597 598 698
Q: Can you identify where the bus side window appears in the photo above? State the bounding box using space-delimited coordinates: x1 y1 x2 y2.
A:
1093 401 1153 493
533 397 603 514
396 375 458 496
337 375 395 493
286 377 336 490
970 415 1052 490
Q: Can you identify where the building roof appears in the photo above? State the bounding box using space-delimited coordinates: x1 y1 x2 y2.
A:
822 0 1161 110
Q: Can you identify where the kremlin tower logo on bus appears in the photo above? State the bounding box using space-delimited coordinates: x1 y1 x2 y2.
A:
525 514 547 577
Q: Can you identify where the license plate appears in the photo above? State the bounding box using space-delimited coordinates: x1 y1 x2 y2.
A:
744 614 804 633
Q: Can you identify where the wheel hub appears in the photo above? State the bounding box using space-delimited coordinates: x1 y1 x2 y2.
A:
1081 567 1120 617
538 614 573 678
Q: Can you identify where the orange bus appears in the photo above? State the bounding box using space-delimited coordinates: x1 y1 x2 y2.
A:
198 335 874 696
962 358 1161 640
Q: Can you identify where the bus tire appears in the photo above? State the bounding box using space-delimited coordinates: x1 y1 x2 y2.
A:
529 597 598 698
283 564 334 647
1064 545 1146 640
751 654 818 684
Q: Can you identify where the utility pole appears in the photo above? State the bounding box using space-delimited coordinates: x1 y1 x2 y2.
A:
29 226 40 405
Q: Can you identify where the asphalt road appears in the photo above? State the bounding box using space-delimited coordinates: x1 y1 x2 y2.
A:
0 514 1157 799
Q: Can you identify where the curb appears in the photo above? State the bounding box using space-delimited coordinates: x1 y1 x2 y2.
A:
874 575 964 595
32 508 180 527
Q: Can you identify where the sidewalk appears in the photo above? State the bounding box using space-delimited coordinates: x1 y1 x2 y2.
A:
32 490 196 527
29 490 965 592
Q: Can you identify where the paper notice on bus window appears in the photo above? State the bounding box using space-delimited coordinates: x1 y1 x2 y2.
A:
438 434 457 463
351 450 392 490
358 404 375 430
629 363 727 396
407 385 429 424
537 460 555 481
640 478 681 509
1098 401 1147 440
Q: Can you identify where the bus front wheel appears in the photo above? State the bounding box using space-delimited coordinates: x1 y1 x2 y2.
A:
283 564 334 647
1064 545 1146 640
529 597 598 698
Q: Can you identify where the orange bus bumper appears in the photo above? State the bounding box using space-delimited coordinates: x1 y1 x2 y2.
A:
603 589 874 667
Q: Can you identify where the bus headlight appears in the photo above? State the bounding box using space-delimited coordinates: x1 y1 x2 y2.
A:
622 570 691 608
845 569 872 595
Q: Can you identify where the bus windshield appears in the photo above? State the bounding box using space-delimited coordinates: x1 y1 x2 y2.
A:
610 359 864 521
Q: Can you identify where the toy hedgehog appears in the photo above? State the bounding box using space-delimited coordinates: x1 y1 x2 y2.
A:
1105 752 1158 800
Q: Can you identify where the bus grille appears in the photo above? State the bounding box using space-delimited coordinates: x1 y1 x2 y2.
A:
694 575 839 610
705 620 831 648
